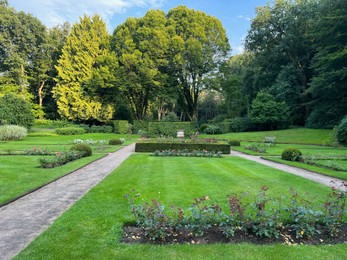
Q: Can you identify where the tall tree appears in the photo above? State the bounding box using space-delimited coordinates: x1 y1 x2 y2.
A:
307 0 347 128
111 10 170 120
245 0 318 125
53 15 113 122
0 4 47 101
167 6 230 121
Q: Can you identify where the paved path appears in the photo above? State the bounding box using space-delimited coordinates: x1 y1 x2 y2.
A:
230 149 346 191
0 143 135 260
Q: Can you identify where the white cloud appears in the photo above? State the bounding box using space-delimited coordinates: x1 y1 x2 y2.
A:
232 44 244 55
9 0 167 28
237 15 251 21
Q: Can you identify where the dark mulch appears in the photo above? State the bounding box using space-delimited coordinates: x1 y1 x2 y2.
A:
122 225 347 245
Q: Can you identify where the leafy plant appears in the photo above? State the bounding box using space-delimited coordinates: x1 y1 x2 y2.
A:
39 150 83 168
25 147 52 156
153 149 223 158
204 125 223 135
109 138 124 145
70 144 92 157
228 140 241 146
245 144 267 153
0 125 28 141
55 127 86 135
281 148 302 161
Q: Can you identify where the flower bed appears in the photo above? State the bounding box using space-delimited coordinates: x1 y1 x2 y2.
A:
124 184 347 243
153 149 222 158
135 142 230 154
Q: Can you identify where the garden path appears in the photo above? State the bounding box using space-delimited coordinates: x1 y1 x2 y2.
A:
229 149 346 191
0 143 135 260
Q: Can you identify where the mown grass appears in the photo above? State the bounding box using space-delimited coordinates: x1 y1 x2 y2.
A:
0 154 105 206
265 157 347 181
201 128 333 145
0 132 137 205
16 154 346 259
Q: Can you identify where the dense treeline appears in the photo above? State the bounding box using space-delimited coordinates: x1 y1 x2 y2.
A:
0 0 346 129
222 0 346 129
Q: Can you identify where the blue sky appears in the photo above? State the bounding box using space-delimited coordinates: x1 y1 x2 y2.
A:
9 0 269 54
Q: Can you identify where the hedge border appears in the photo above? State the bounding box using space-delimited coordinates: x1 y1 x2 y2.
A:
135 142 230 154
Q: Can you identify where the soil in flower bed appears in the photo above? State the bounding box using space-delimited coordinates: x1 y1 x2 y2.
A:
122 225 347 245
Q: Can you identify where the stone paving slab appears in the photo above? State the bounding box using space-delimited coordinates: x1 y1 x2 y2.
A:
230 150 346 191
0 143 135 260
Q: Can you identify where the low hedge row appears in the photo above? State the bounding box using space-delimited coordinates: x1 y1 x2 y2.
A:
135 142 230 154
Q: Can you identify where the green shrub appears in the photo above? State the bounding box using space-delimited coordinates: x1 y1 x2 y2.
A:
336 116 347 146
109 138 124 145
112 120 129 134
33 119 73 129
132 120 149 133
0 125 28 141
0 93 34 129
245 144 267 153
281 148 302 161
40 150 83 168
135 142 230 154
230 117 253 132
228 140 241 146
78 124 90 133
90 125 113 133
148 122 196 137
161 112 179 122
70 144 92 157
199 123 209 133
204 125 223 135
55 127 86 135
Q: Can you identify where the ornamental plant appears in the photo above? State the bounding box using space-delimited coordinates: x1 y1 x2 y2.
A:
0 125 27 141
281 148 302 161
70 144 92 157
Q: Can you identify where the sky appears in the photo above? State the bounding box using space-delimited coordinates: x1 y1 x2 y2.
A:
9 0 269 55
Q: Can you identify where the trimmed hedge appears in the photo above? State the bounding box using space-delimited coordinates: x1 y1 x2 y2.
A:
112 120 129 134
55 127 86 135
135 142 230 154
148 122 196 137
228 140 241 146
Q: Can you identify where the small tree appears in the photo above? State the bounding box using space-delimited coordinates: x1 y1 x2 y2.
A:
250 92 289 130
0 93 34 128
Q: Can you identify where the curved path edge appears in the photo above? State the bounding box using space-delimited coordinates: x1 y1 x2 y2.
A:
0 143 135 260
229 149 346 191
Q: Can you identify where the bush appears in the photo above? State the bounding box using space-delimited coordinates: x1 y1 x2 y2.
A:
0 125 28 141
40 151 83 168
230 117 253 132
33 119 73 129
78 124 90 133
70 144 92 157
245 144 267 153
90 125 113 133
228 140 241 146
135 142 230 154
148 122 196 137
161 112 179 122
112 120 130 134
281 148 302 161
0 93 34 129
55 127 86 135
204 125 223 135
132 120 149 134
336 116 347 145
199 123 209 133
109 138 124 145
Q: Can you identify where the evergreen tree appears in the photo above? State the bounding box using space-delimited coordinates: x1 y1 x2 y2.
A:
53 15 113 122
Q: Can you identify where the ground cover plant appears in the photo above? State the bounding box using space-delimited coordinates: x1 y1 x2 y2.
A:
16 155 347 259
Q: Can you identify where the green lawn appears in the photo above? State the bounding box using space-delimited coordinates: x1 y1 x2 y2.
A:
201 128 333 145
0 133 138 205
0 154 105 205
16 154 346 259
